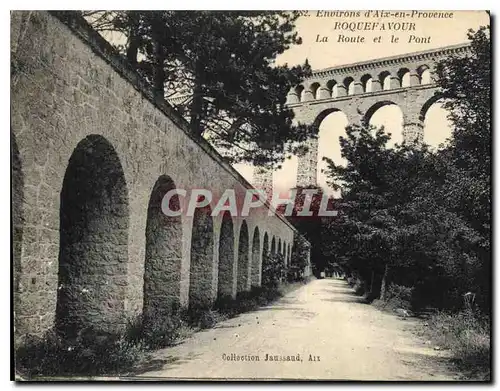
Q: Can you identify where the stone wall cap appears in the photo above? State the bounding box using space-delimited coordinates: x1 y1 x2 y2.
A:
309 43 472 80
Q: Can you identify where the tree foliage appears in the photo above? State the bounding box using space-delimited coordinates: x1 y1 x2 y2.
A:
317 27 491 312
435 26 491 239
82 11 313 166
261 251 287 289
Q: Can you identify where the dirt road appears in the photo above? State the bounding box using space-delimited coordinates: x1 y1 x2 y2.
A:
133 278 458 381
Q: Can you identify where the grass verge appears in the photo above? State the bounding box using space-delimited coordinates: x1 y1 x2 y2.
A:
15 278 312 379
422 310 490 381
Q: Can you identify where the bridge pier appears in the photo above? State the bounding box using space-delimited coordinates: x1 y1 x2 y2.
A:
336 85 347 97
371 79 382 92
254 167 274 202
286 91 300 104
302 89 315 102
402 107 425 145
317 87 330 100
389 76 401 89
409 72 420 86
296 137 319 187
353 82 363 94
403 121 424 145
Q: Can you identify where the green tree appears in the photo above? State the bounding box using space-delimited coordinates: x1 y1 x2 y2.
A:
321 119 489 310
434 26 491 309
318 27 491 310
322 125 401 298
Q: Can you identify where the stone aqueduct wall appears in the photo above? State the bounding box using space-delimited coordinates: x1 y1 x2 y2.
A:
11 11 308 338
287 43 471 130
283 44 470 187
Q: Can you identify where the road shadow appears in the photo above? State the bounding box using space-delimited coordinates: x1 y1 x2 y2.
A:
255 305 306 312
398 349 462 380
324 286 356 294
275 298 302 305
213 324 238 329
130 352 202 376
322 296 369 304
321 286 370 304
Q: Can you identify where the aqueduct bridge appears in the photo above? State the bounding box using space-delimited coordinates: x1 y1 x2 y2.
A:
11 11 310 338
286 43 471 187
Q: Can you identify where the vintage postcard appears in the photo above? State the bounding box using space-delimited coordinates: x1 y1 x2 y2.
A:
11 10 491 381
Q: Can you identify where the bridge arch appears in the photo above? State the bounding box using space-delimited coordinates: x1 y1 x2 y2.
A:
309 82 321 99
343 76 355 95
363 100 400 126
189 205 215 309
313 108 348 132
287 44 470 188
143 175 183 328
56 135 129 337
421 95 453 148
420 94 444 121
217 211 235 298
398 68 411 87
295 85 305 102
327 79 338 98
418 65 432 84
237 220 250 292
379 71 392 90
361 74 373 93
315 108 350 192
262 232 270 257
251 226 261 286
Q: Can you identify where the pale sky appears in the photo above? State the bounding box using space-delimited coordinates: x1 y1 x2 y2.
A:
233 10 490 196
276 10 489 69
92 11 490 196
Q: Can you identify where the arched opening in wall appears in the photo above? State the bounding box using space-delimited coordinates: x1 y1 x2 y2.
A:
421 97 453 149
189 205 214 309
278 238 282 255
288 244 292 264
361 74 373 93
327 80 338 98
418 65 431 84
251 227 261 287
344 77 355 95
143 175 182 327
271 236 276 254
218 212 234 298
263 232 269 255
295 85 305 102
379 71 392 90
366 101 404 147
398 68 411 88
310 82 320 99
314 109 349 198
237 221 250 292
12 134 24 318
262 232 270 270
56 135 129 338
